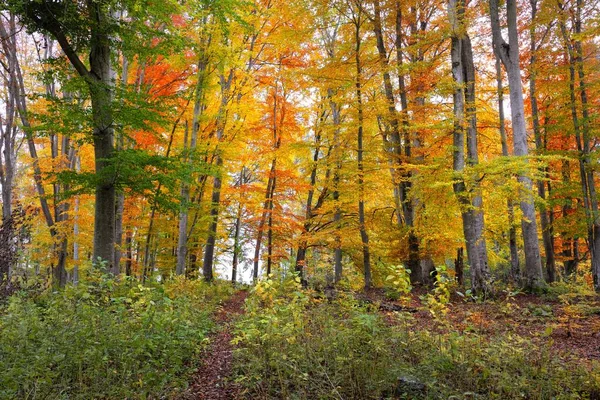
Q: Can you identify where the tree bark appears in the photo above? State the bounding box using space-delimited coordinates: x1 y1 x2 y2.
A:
373 0 420 283
449 0 491 295
354 9 371 289
490 0 545 291
177 52 207 276
495 56 520 280
203 72 232 282
529 0 555 282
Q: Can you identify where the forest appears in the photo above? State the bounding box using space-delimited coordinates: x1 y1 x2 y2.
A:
0 0 599 398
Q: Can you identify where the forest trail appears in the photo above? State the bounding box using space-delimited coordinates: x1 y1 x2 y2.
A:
182 289 248 400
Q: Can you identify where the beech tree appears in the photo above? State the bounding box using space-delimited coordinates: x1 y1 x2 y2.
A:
7 0 119 272
448 0 491 295
489 0 545 291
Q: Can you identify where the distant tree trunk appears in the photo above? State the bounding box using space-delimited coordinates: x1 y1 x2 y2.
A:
177 53 207 276
529 0 555 282
295 109 328 284
141 107 183 281
373 0 420 283
73 158 81 284
495 56 520 281
455 247 464 287
231 201 243 284
113 54 129 274
203 72 233 282
328 91 343 283
490 0 545 290
253 160 276 281
561 161 578 276
267 196 276 276
253 79 281 281
352 8 371 289
125 229 132 277
559 13 600 290
449 0 491 295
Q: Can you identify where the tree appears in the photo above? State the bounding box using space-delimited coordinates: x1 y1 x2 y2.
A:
448 0 491 295
7 0 119 272
489 0 545 290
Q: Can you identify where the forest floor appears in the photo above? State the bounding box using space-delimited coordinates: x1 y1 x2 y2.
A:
182 289 248 400
179 286 600 399
370 288 600 363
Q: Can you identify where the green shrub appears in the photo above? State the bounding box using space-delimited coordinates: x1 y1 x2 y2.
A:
234 277 399 398
0 273 226 399
233 279 600 399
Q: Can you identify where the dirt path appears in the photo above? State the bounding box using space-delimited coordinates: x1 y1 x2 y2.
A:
182 290 248 400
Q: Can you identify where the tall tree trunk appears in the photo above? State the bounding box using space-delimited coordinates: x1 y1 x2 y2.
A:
573 0 600 291
177 53 207 276
559 11 600 290
295 108 328 284
495 56 520 280
373 0 420 283
353 9 371 289
253 164 275 281
231 200 243 284
490 0 545 291
328 90 343 283
253 79 281 281
449 0 491 295
86 4 116 271
203 71 233 281
529 0 555 282
113 54 129 274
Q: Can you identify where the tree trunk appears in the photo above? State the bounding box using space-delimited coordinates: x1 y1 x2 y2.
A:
490 0 544 291
529 0 555 282
495 56 520 280
177 54 207 276
559 9 600 290
354 13 371 289
87 4 116 271
295 109 327 284
202 72 233 281
373 0 420 283
449 0 491 295
329 90 343 283
231 201 242 284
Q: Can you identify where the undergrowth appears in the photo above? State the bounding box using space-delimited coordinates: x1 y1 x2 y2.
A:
0 271 233 399
233 276 600 399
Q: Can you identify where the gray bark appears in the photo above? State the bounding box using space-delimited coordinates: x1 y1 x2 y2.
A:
202 72 233 281
495 56 520 280
489 0 545 290
558 6 600 290
231 200 243 284
177 52 207 276
529 0 555 282
113 54 129 273
449 0 491 295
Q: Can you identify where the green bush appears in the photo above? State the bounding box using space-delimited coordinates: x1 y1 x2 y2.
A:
0 273 227 399
233 278 600 399
234 277 398 398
